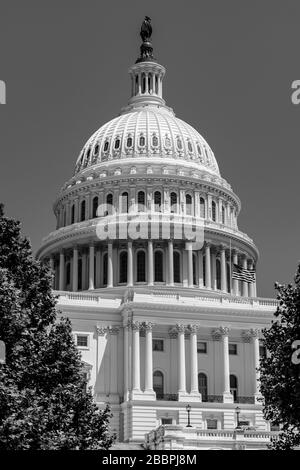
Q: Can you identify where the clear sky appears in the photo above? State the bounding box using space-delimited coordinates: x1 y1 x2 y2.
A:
0 0 299 298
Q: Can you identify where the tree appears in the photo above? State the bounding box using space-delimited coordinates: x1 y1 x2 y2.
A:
259 262 300 450
0 204 115 449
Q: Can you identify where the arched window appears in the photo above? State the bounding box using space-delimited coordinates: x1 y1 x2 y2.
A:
198 373 208 402
177 137 183 150
153 371 164 399
186 194 192 216
127 136 133 148
203 255 206 286
212 201 216 222
170 192 178 213
137 191 145 212
106 194 113 215
94 144 99 156
66 262 71 286
155 75 159 94
103 253 108 286
222 205 225 224
200 197 205 218
114 138 120 150
174 252 181 283
139 135 145 147
188 140 193 152
165 135 171 148
154 251 164 282
216 259 221 290
137 251 146 282
227 263 231 293
119 252 127 284
78 258 82 291
152 135 159 147
154 191 162 212
193 253 197 285
80 200 86 222
92 196 98 218
230 374 238 402
197 143 202 156
121 192 128 213
142 73 146 94
104 141 109 152
71 204 75 224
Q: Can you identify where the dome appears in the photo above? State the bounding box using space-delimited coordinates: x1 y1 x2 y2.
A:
74 106 220 177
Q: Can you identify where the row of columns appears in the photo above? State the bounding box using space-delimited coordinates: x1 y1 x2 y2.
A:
51 241 256 297
126 322 261 402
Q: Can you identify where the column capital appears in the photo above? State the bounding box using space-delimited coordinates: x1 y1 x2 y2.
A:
95 325 107 336
188 324 199 334
241 328 260 342
168 327 178 339
175 324 187 334
212 326 230 340
143 321 155 331
108 326 120 335
131 321 142 331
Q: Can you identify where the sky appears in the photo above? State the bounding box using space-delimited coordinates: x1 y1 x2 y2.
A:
0 0 299 298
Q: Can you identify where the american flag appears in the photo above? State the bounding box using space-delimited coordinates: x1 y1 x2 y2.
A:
232 264 256 283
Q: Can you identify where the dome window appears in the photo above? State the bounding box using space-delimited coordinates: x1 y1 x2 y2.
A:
212 201 216 222
94 144 99 156
152 135 159 147
197 144 202 155
104 141 109 152
87 148 91 159
139 135 146 147
188 141 193 152
126 136 133 148
176 137 183 150
114 138 120 150
164 135 171 148
170 192 178 213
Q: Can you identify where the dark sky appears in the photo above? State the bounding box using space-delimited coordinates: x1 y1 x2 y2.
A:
0 0 299 298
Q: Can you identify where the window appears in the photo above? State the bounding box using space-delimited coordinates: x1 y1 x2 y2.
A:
80 200 86 222
152 135 159 147
207 419 218 430
212 201 216 222
119 252 127 283
139 135 145 147
176 137 183 150
198 373 208 401
153 371 164 399
137 251 146 282
66 262 71 286
165 135 171 148
154 191 162 212
106 194 113 215
126 136 133 148
186 194 192 215
121 192 128 213
259 345 267 358
188 140 193 152
216 259 221 290
77 335 88 347
200 197 205 218
197 342 207 354
230 374 238 402
173 252 181 283
229 343 237 355
170 192 178 213
153 339 164 351
154 251 163 282
103 253 108 286
114 138 120 150
222 205 225 224
193 253 197 285
227 263 231 293
161 418 172 425
103 141 109 152
137 191 145 212
203 255 206 286
78 258 82 290
71 204 75 224
94 144 99 156
92 196 98 218
197 143 202 156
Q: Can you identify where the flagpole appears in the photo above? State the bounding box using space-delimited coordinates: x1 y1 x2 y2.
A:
229 238 232 295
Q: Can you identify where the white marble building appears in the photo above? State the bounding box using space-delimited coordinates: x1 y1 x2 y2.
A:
37 22 278 449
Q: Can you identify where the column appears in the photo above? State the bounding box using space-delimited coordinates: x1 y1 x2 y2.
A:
138 73 142 94
213 327 233 403
59 251 65 291
252 329 261 402
242 255 249 297
205 243 211 289
248 259 255 297
95 248 101 288
189 325 200 398
148 240 154 286
220 245 227 293
88 244 95 290
198 250 204 288
145 72 149 93
132 322 141 392
152 73 155 94
127 242 133 287
187 242 193 288
168 240 174 286
211 249 217 290
232 250 239 296
144 322 155 399
109 326 119 398
49 256 55 288
107 243 113 288
176 324 187 397
82 251 87 290
72 247 78 292
124 323 129 401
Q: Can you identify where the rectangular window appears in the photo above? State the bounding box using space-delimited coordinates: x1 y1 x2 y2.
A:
153 339 164 352
77 334 88 347
229 343 237 355
197 341 207 354
161 418 172 425
206 419 218 430
259 345 267 358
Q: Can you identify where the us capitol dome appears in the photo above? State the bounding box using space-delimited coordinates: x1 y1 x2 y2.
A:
37 18 278 449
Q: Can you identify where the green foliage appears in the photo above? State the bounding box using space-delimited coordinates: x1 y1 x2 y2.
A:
0 205 115 449
260 263 300 450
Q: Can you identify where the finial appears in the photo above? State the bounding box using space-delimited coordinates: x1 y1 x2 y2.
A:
136 16 155 63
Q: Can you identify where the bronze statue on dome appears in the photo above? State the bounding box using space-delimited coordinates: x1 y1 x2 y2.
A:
140 16 152 42
136 16 155 63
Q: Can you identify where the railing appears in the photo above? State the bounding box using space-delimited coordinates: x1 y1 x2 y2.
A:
156 393 178 401
206 395 223 403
